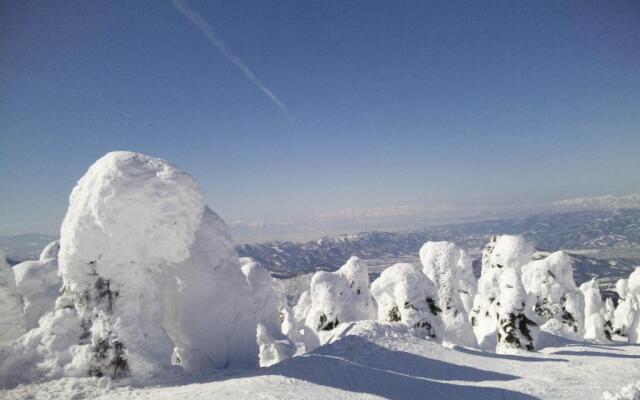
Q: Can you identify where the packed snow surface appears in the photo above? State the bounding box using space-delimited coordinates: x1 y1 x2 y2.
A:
3 320 639 400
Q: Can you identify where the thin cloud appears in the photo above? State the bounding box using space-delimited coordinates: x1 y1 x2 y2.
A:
172 0 294 122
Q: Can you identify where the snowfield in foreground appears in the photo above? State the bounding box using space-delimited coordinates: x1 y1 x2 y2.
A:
3 321 639 400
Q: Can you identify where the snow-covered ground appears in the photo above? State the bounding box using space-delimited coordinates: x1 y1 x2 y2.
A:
3 321 638 400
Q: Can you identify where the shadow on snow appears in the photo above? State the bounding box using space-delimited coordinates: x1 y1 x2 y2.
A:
453 346 568 363
261 336 538 400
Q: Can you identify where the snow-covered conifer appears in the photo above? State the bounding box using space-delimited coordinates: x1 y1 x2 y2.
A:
289 291 320 351
1 152 261 385
624 268 640 343
370 263 442 338
580 278 612 342
419 241 477 346
304 257 377 334
239 257 294 367
470 235 534 349
605 297 615 338
613 278 635 338
521 251 584 339
496 268 538 353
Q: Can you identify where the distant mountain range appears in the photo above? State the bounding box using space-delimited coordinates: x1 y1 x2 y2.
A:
237 209 640 294
228 192 640 243
0 233 57 265
3 197 640 295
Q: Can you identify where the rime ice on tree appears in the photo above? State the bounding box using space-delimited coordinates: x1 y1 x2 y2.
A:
580 278 612 342
240 257 294 367
304 257 377 337
495 268 538 353
470 235 535 351
521 251 584 340
0 152 261 386
419 241 477 346
370 263 442 339
613 278 636 338
163 207 259 372
623 268 640 343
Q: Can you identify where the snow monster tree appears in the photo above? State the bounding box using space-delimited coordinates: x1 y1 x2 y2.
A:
495 268 538 353
580 278 613 342
470 235 537 351
0 151 259 386
419 241 477 346
304 257 377 338
520 251 584 340
371 263 442 339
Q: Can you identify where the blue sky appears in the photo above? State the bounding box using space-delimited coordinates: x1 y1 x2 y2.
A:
1 0 639 236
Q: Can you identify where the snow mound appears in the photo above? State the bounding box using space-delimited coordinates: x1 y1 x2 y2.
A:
419 241 477 346
0 250 26 344
370 263 442 338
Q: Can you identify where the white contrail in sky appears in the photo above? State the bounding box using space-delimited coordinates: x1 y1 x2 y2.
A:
172 0 294 122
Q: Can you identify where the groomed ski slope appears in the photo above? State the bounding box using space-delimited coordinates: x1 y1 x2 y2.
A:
4 321 638 400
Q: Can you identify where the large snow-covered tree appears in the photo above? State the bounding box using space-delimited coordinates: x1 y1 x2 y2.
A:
419 241 477 346
470 235 535 350
370 263 442 339
0 151 262 385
